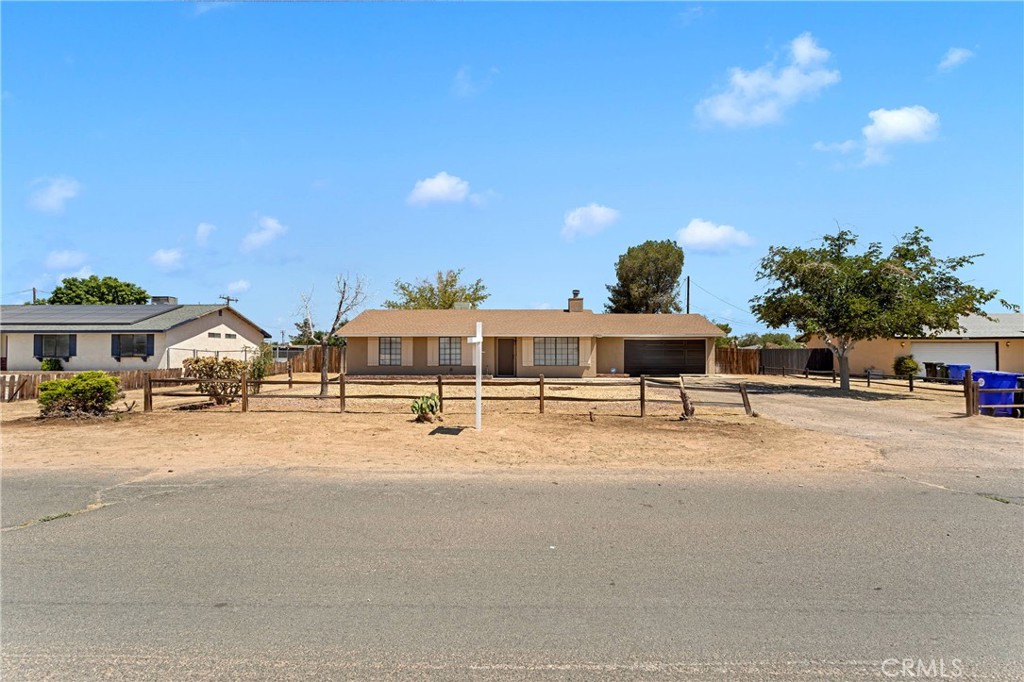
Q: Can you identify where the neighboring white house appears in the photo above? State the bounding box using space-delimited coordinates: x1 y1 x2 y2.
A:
0 298 270 371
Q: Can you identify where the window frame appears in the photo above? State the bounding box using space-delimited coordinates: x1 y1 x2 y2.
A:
438 337 462 366
379 337 403 366
533 337 579 366
39 334 72 359
116 334 149 358
208 332 222 339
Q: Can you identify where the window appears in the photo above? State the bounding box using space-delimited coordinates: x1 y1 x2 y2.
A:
438 337 461 365
208 332 221 338
379 337 402 366
225 333 237 339
37 334 72 359
115 334 149 357
534 337 579 366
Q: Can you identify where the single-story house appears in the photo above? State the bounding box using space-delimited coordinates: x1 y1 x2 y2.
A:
336 291 725 378
0 297 271 372
805 313 1024 375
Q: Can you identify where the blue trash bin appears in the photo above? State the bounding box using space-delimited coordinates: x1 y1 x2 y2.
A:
973 371 1020 417
946 364 971 381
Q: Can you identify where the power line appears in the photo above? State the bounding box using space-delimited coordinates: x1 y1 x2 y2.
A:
690 280 760 324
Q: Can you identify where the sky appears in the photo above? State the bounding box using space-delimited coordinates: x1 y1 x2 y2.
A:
3 2 1022 341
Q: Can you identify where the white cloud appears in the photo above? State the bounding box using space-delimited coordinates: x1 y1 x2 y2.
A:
812 140 857 154
561 204 621 241
226 279 251 294
57 265 93 282
862 105 940 165
29 176 82 214
676 218 754 253
815 105 940 166
407 171 471 205
196 222 216 246
150 248 184 270
241 215 288 252
938 47 974 72
695 32 840 127
45 250 88 270
452 66 498 98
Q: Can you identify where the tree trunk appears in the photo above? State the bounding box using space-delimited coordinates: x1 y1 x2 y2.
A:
838 352 851 391
319 341 329 397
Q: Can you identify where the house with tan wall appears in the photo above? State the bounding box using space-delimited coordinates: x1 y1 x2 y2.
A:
0 298 270 372
337 291 725 378
805 313 1024 375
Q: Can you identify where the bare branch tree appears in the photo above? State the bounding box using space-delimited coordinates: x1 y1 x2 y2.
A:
318 274 367 396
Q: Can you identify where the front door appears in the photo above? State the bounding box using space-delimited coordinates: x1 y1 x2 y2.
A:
497 338 516 377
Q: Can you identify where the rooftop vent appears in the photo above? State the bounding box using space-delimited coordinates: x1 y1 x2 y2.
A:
453 302 473 309
567 290 584 313
151 296 178 305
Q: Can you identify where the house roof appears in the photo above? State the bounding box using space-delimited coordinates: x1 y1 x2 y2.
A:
337 309 726 338
926 313 1024 339
0 304 271 338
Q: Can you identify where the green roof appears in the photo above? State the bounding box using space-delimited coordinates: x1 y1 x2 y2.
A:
0 304 271 337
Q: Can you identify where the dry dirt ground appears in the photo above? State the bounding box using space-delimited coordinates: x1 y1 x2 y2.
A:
5 372 1011 476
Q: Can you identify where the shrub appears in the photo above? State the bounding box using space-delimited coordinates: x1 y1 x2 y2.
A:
182 356 246 404
40 358 63 371
38 371 120 417
893 355 920 377
410 393 442 423
246 344 274 395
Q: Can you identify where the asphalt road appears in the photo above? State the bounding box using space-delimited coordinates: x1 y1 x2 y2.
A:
3 463 1022 681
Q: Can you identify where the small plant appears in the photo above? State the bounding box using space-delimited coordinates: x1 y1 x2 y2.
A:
182 356 246 404
246 344 274 395
40 358 63 371
893 355 920 378
410 393 442 423
38 371 120 417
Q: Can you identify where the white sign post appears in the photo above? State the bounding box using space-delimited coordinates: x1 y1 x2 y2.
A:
468 321 483 431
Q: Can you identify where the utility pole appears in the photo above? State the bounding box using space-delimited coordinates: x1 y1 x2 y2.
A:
685 276 690 314
219 295 239 306
32 288 37 304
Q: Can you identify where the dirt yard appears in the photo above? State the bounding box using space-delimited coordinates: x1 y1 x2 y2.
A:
0 374 886 474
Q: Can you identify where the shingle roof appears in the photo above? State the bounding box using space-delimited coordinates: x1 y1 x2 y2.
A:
0 304 271 337
927 313 1024 339
337 309 725 338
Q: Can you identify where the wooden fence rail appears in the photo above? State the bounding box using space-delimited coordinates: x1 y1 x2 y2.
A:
144 373 756 418
1 369 183 402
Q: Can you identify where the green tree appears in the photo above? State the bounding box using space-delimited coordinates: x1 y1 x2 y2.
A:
290 318 344 346
383 269 489 309
713 321 734 348
45 275 149 305
751 227 998 390
605 240 684 313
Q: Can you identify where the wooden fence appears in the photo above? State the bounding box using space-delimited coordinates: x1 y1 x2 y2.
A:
266 345 344 376
145 374 755 418
963 369 1024 418
1 368 183 402
715 348 760 375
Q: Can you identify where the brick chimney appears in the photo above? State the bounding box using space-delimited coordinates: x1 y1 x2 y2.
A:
567 290 584 313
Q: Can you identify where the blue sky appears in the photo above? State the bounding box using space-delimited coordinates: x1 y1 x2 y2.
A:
3 2 1022 340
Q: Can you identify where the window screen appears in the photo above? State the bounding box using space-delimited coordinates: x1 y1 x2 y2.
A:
533 337 579 366
379 337 402 366
438 337 461 365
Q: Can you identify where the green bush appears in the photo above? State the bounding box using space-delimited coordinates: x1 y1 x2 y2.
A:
411 393 442 423
40 358 63 371
182 356 246 404
246 344 274 395
893 355 920 377
38 371 120 417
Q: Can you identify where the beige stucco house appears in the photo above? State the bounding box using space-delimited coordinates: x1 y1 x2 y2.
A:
805 313 1024 375
0 299 270 372
337 292 725 378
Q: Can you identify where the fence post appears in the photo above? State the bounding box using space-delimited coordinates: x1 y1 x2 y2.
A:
866 372 871 388
144 374 153 412
804 367 809 379
436 375 443 414
908 374 914 393
832 369 836 384
288 360 293 389
241 370 249 412
678 374 694 420
963 369 973 416
739 382 753 417
781 366 786 377
973 380 981 416
339 373 346 413
640 375 647 418
539 374 545 414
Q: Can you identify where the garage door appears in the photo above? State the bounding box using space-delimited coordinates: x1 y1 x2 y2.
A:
624 340 706 376
909 341 997 374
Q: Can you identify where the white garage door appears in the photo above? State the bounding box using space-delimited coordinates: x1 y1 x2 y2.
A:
910 342 997 374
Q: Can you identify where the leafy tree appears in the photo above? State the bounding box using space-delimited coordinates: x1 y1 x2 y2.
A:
290 318 344 346
751 227 998 390
605 240 684 313
713 321 734 348
759 332 802 348
44 275 149 305
383 269 489 309
299 274 368 396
